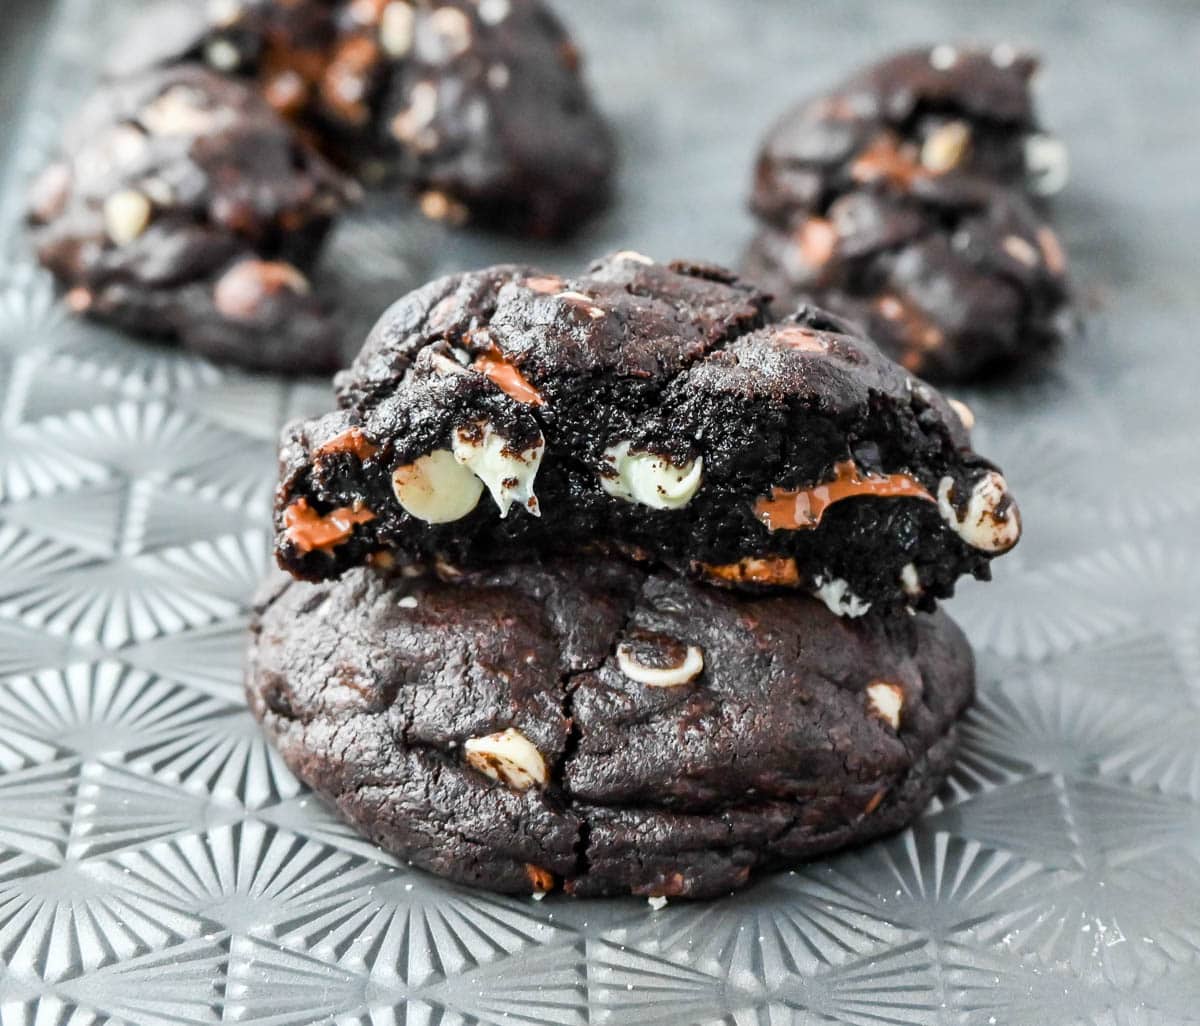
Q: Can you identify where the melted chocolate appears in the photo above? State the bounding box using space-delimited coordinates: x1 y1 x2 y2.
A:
473 345 545 406
315 427 379 460
754 460 933 531
774 326 831 353
284 498 375 552
699 557 801 587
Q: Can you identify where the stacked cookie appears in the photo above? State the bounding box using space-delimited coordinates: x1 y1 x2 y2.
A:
744 45 1072 382
27 0 614 371
249 252 1021 899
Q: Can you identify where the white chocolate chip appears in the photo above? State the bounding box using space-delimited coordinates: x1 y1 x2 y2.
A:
920 120 970 174
613 250 654 265
204 38 242 72
531 891 546 901
103 189 152 245
647 896 669 911
397 595 418 609
1024 133 1070 197
141 85 234 136
391 80 438 141
929 44 958 70
813 576 871 618
425 6 473 61
990 42 1017 68
418 190 468 224
380 1 416 57
600 442 702 510
392 449 483 524
867 682 904 730
207 0 243 28
452 420 544 518
1002 234 1040 267
477 0 511 24
937 472 1021 553
616 641 704 688
900 563 923 599
947 398 976 431
140 177 175 207
557 290 606 319
464 728 547 790
486 63 510 90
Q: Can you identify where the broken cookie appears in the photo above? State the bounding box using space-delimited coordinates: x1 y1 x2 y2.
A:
273 253 1021 614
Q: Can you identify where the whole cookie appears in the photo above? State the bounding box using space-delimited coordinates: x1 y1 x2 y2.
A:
107 0 616 238
246 559 975 898
274 254 1021 615
746 44 1072 381
27 64 354 372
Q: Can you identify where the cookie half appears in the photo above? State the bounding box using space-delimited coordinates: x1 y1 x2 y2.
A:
273 254 1021 615
246 558 975 899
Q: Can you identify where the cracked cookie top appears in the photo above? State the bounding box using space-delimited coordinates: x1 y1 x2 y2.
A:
274 252 1021 614
246 558 974 897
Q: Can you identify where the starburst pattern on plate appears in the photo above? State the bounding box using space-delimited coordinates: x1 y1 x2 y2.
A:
797 830 1064 947
591 936 944 1026
1 548 240 649
958 679 1164 783
0 617 86 679
0 757 79 863
605 872 913 986
1 480 128 558
117 619 249 704
51 937 229 1024
269 862 573 986
0 856 206 981
71 763 244 862
35 400 271 499
0 420 110 503
1 0 1199 1020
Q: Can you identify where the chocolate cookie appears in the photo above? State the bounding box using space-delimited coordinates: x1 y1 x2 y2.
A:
107 0 615 237
744 187 1071 381
27 65 354 373
273 253 1021 615
246 558 975 898
746 44 1072 381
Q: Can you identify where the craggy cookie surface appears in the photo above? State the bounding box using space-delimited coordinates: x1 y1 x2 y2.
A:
746 44 1071 381
108 0 616 238
28 65 353 372
274 253 1021 614
246 558 975 898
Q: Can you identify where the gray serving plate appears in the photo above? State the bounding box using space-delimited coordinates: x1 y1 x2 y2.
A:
1 0 1198 1022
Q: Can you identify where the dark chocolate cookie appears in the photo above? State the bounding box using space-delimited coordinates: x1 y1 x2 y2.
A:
27 64 354 373
273 253 1021 614
107 0 615 237
746 44 1072 381
246 558 975 898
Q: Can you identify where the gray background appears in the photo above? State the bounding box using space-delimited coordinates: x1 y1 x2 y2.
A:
1 0 1199 1023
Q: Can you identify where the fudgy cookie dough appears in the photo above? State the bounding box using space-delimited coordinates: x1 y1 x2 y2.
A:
274 253 1021 614
107 0 616 237
246 558 975 898
28 65 353 373
746 44 1071 381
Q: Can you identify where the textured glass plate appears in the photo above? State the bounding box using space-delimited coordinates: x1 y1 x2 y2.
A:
1 1 1199 1023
